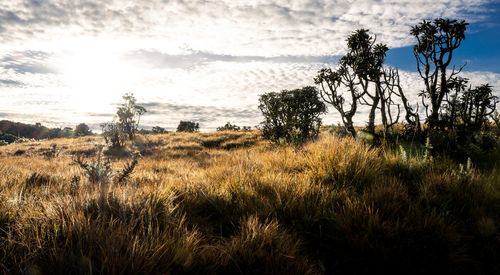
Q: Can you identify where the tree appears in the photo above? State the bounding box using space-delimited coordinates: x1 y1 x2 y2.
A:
342 29 387 134
177 121 199 132
315 64 362 138
152 126 167 134
258 86 326 144
443 81 497 132
217 122 241 131
116 93 147 139
74 123 92 136
382 68 420 132
316 29 409 137
411 18 468 129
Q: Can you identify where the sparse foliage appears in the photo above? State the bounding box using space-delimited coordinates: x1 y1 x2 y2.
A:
73 145 141 185
411 18 469 129
74 145 113 184
116 93 147 139
152 126 167 134
100 122 127 148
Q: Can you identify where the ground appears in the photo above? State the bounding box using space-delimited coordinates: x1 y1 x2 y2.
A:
0 130 499 274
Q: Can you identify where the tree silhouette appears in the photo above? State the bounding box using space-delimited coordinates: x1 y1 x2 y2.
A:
316 29 409 137
258 86 326 144
74 123 92 136
315 64 362 138
116 93 147 139
177 121 199 132
411 18 468 129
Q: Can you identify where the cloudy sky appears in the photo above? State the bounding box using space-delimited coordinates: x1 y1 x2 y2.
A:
0 0 499 131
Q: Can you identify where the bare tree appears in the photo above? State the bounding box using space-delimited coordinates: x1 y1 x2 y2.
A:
382 68 420 132
315 64 364 138
411 18 468 129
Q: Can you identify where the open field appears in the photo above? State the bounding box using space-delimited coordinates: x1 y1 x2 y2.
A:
0 130 499 274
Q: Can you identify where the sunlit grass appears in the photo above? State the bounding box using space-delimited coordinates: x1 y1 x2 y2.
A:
0 130 498 274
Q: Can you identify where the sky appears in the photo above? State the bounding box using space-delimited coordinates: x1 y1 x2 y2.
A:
0 0 499 131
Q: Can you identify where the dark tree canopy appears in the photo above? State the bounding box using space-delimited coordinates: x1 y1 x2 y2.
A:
258 86 326 144
177 121 199 132
74 123 92 136
152 126 167 134
217 122 241 131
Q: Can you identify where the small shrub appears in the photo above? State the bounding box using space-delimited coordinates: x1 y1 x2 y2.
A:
217 122 251 132
100 122 127 148
327 123 350 138
13 149 25 156
74 145 113 184
74 145 141 185
24 172 53 188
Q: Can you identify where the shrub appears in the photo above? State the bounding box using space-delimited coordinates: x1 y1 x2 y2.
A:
0 133 18 144
217 122 241 131
100 122 128 148
74 123 91 136
258 86 326 144
427 128 498 163
327 123 350 138
177 121 199 132
73 145 113 185
152 126 167 134
73 145 141 186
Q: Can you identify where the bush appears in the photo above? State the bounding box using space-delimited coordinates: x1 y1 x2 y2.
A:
177 121 199 132
152 126 167 134
217 122 241 131
427 129 498 163
327 124 350 138
100 122 127 148
0 133 18 144
258 86 326 144
74 123 91 136
217 122 252 132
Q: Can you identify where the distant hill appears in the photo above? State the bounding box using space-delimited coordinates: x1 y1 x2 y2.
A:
0 120 72 142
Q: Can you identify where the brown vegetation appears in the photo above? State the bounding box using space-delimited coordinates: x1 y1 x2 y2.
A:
0 130 498 274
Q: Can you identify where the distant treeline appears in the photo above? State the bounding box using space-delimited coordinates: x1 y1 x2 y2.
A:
0 120 91 143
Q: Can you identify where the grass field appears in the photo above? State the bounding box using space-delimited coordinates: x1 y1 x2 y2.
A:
0 130 499 274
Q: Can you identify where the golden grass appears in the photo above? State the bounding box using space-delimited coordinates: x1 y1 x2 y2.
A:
0 130 498 274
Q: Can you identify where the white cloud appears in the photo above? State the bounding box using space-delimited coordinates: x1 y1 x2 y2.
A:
0 0 491 55
0 0 498 130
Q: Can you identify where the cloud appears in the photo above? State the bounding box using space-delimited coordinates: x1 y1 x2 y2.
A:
139 102 261 129
0 51 56 74
0 79 23 86
0 0 498 130
0 0 492 56
125 50 340 70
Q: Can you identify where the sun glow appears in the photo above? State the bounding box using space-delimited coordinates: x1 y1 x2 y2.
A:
56 40 140 114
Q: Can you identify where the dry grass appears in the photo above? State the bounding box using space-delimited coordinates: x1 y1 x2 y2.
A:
0 130 498 274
